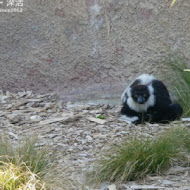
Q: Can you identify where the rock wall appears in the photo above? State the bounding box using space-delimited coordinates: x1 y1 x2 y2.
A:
1 0 190 102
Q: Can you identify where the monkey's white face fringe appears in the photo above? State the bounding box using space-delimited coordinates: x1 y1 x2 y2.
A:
121 74 155 104
127 85 154 112
136 74 155 85
121 74 155 113
120 115 138 124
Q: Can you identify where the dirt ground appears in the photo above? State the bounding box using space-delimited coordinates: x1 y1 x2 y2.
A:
0 91 190 190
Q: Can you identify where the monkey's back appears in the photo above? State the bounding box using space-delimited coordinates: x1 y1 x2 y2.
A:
151 80 172 107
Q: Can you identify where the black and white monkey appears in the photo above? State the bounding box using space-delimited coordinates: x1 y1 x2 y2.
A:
121 74 183 124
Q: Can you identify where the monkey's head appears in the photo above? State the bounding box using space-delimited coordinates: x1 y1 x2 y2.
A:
131 85 150 104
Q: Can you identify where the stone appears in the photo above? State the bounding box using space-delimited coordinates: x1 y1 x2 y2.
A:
162 180 173 186
182 118 190 122
8 132 18 140
30 115 42 122
0 95 7 103
48 134 58 138
129 185 165 189
165 166 190 175
18 91 28 98
9 100 29 111
9 115 22 124
87 117 107 124
86 135 93 141
39 117 74 125
0 111 4 117
105 184 117 190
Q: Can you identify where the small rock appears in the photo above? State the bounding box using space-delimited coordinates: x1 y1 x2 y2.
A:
82 140 87 144
100 182 110 190
0 95 7 103
10 100 29 111
18 91 27 98
78 153 88 157
62 112 74 118
9 115 22 124
182 118 190 122
35 142 45 147
87 117 107 124
165 166 190 175
105 184 117 190
86 135 93 141
39 117 71 125
129 185 165 189
84 131 91 135
8 132 18 140
30 115 42 122
0 111 4 117
48 134 58 138
89 109 102 114
78 145 83 151
162 180 173 186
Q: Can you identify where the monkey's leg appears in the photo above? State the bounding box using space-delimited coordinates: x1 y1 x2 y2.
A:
168 103 183 121
121 104 140 124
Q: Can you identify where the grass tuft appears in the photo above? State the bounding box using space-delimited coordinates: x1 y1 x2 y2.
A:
90 126 190 184
0 138 51 179
164 55 190 117
16 139 51 178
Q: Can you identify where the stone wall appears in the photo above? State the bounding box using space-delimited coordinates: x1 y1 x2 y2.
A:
1 0 190 102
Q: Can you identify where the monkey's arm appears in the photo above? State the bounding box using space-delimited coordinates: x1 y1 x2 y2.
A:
121 103 143 124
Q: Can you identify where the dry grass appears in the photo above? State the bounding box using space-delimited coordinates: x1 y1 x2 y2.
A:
0 137 79 190
0 161 46 190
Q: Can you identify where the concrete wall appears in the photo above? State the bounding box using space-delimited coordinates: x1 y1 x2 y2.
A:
1 0 190 102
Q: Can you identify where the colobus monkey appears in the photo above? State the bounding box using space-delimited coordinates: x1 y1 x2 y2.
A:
121 74 183 124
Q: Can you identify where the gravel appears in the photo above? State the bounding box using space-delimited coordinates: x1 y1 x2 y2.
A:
0 91 190 190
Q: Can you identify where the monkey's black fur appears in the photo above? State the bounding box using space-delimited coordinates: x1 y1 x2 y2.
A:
121 74 183 124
